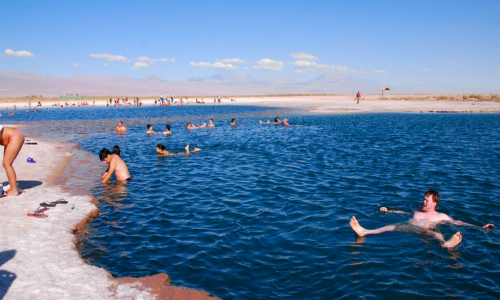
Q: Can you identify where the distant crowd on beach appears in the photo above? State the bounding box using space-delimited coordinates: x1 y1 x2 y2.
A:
108 97 142 107
154 94 223 106
15 94 226 110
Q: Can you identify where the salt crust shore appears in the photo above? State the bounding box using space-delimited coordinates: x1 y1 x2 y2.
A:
1 95 499 299
1 94 500 113
0 138 219 299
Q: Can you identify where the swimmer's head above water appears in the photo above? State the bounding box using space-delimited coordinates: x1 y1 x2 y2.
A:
424 189 439 208
100 146 121 161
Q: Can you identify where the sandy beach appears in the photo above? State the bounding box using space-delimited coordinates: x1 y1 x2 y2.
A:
1 95 499 299
1 94 499 114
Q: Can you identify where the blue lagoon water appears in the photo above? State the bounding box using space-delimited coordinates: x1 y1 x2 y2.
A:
14 106 500 299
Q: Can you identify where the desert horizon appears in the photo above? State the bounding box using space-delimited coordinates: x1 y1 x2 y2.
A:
1 70 499 99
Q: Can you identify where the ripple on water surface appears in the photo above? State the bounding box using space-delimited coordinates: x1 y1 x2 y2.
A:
17 108 500 299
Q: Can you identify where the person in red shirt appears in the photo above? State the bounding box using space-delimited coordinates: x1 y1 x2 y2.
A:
356 91 361 104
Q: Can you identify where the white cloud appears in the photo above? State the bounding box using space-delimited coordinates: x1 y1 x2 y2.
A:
289 60 321 68
290 52 318 60
449 61 460 66
253 58 284 71
288 59 348 73
139 56 174 63
73 63 84 67
220 58 246 64
421 68 430 72
4 48 35 57
190 61 237 69
138 56 155 63
212 62 237 69
90 53 129 62
190 62 213 68
132 62 149 69
373 70 387 75
190 58 245 70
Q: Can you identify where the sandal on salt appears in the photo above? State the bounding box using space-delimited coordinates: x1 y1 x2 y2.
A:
27 212 48 218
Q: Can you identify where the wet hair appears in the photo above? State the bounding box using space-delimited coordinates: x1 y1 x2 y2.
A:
425 189 440 207
112 145 120 156
275 117 280 122
99 148 111 161
157 143 166 151
119 121 123 125
100 146 120 161
147 124 152 129
231 118 236 123
166 125 171 130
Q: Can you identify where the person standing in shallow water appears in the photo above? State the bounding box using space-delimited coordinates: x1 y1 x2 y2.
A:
100 146 131 183
115 121 127 133
350 189 495 248
0 126 25 196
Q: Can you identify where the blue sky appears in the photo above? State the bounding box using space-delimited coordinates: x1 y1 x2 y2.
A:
1 0 499 91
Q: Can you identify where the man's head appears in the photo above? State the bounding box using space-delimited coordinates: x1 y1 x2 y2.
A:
118 121 123 127
99 148 111 163
422 189 440 211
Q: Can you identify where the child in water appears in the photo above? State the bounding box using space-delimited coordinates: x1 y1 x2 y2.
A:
0 126 25 196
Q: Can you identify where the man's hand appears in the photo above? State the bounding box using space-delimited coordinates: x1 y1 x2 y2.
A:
380 207 388 212
482 223 495 230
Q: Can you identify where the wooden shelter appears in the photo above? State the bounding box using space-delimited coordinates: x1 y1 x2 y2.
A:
379 87 390 96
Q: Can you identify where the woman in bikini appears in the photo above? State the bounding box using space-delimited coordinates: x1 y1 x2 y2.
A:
0 126 25 196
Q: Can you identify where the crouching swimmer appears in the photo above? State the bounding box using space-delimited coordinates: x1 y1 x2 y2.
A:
99 145 131 183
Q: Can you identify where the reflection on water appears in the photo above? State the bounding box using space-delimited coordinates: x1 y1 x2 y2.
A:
101 181 129 208
14 108 500 299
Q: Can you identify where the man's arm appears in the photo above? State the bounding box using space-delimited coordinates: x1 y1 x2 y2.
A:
448 218 495 229
101 158 117 184
380 207 409 214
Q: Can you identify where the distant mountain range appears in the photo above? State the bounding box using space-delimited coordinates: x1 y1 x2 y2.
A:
0 70 497 98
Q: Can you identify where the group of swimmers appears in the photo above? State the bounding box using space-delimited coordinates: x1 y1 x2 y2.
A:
100 118 496 249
